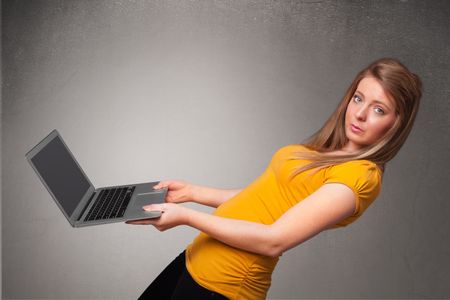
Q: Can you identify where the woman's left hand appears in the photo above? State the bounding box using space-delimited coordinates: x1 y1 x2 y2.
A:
126 203 191 231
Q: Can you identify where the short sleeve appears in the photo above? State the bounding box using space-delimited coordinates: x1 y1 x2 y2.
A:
324 160 382 227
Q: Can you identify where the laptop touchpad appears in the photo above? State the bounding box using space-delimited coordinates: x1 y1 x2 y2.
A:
135 192 165 206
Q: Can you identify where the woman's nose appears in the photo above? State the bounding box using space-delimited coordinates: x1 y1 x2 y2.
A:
355 106 367 121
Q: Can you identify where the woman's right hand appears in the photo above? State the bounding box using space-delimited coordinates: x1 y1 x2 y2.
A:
153 180 196 204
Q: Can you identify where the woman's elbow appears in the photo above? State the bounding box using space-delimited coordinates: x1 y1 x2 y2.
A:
249 225 300 257
264 240 304 257
261 236 285 257
261 230 308 257
264 246 283 258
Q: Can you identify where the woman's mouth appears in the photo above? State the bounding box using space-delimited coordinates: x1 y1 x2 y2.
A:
350 124 363 134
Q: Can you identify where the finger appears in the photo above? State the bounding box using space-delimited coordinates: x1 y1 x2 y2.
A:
153 180 173 189
153 183 162 189
142 203 165 212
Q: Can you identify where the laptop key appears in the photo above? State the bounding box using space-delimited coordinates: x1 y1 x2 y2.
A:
84 186 135 221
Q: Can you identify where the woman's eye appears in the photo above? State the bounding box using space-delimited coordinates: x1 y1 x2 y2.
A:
374 107 385 115
353 95 362 103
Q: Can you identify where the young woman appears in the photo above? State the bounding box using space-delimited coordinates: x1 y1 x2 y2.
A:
128 58 422 299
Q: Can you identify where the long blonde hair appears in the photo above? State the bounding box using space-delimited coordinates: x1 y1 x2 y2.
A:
292 58 422 176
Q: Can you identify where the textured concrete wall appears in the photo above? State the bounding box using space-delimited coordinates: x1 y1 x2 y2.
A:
2 1 449 299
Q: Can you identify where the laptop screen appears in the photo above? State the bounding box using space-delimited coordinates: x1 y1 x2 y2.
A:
30 135 90 217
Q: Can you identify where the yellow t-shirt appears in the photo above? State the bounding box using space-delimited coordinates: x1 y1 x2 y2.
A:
186 144 382 299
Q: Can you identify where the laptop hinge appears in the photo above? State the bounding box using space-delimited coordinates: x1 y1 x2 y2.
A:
77 191 96 222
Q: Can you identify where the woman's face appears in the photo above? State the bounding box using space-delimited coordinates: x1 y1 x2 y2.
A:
344 76 397 152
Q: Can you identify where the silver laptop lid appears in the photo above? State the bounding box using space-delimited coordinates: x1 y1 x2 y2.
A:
25 130 96 225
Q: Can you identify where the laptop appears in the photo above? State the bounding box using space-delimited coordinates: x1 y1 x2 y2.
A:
25 129 166 227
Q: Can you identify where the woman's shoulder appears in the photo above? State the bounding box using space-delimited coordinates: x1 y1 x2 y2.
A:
327 159 383 188
332 159 381 173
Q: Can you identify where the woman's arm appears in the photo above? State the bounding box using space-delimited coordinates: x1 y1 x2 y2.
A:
131 183 356 257
153 180 241 208
192 185 242 208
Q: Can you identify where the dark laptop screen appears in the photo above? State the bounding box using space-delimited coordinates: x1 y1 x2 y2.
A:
31 136 90 217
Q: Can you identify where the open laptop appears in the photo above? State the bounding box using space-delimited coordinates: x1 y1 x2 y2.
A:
25 129 166 227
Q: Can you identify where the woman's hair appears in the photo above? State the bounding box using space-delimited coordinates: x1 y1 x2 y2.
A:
292 58 422 175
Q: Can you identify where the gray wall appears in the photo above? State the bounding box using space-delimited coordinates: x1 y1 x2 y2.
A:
2 1 449 299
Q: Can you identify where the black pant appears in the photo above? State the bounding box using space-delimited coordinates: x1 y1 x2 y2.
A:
138 251 228 300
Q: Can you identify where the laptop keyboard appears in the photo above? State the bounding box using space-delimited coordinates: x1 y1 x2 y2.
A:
85 186 135 221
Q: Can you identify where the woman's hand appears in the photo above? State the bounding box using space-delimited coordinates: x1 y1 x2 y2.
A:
155 180 242 208
153 180 196 204
125 203 191 231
